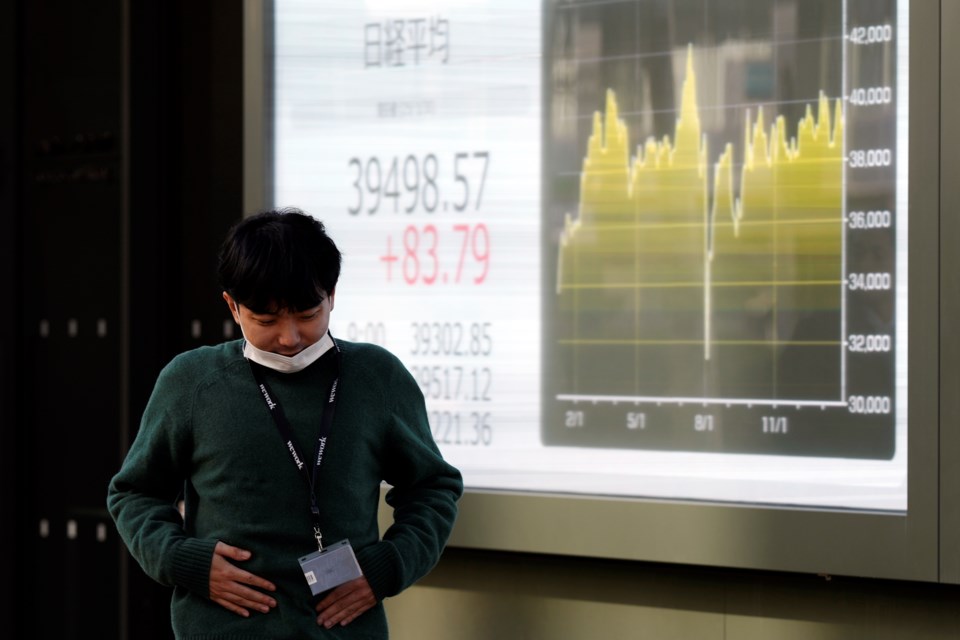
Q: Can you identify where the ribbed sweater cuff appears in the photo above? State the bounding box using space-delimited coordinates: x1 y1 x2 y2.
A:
172 537 219 597
356 540 402 601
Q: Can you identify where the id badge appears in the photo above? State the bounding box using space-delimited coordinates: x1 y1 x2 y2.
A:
298 539 363 595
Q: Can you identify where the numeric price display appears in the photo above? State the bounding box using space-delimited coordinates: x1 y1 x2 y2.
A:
273 1 541 459
348 152 490 215
380 223 490 285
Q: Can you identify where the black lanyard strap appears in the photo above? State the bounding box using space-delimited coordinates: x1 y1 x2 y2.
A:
248 336 342 550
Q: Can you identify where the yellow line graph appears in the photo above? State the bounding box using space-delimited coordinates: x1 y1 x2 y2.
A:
556 45 844 361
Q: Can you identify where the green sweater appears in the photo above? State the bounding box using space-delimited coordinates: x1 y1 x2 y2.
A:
107 339 463 639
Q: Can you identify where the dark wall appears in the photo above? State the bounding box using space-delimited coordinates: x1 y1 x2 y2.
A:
4 2 244 638
0 0 20 629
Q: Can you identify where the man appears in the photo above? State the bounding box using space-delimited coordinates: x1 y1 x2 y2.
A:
108 208 463 638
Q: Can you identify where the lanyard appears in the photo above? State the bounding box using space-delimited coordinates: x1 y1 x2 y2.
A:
248 336 341 551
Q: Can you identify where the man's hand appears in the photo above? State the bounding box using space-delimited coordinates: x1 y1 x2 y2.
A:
209 541 278 617
315 576 376 629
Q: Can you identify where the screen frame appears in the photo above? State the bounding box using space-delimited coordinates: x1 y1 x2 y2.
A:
939 0 960 585
246 0 947 583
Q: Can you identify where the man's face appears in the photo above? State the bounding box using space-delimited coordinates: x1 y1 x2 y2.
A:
223 290 335 356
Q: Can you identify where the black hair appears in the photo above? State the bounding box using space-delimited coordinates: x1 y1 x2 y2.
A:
217 208 342 313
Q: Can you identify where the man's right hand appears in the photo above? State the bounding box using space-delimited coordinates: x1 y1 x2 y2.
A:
209 541 278 617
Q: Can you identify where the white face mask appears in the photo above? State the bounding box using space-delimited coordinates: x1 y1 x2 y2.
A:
242 331 334 373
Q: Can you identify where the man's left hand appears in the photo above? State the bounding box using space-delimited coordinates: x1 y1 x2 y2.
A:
315 576 376 629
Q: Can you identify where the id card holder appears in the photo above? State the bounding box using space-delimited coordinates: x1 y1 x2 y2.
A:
298 539 363 595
